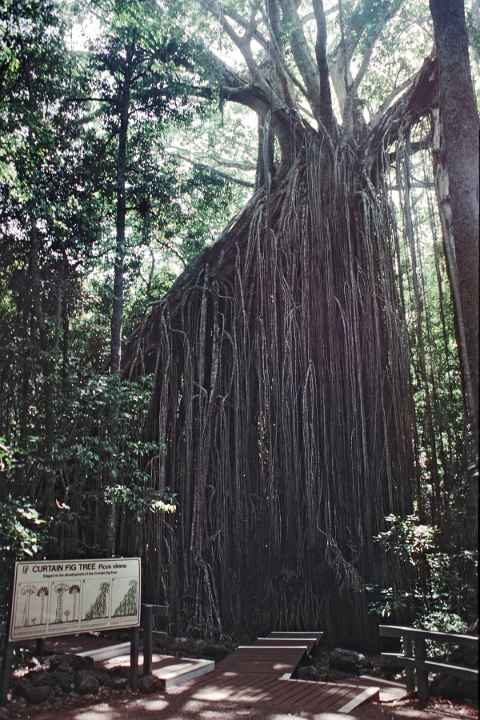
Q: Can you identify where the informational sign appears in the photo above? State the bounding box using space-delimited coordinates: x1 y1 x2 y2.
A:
9 557 141 641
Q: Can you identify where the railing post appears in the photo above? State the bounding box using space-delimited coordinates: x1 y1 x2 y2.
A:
403 635 415 694
414 637 429 701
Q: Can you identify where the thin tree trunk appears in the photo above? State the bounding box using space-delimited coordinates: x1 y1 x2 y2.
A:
107 53 133 555
30 227 56 509
110 71 131 374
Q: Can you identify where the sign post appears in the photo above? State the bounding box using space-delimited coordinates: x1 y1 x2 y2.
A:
0 640 13 706
0 566 15 706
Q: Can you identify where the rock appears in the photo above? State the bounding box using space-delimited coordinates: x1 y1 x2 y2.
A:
12 678 28 699
110 674 129 690
13 677 47 698
138 674 163 693
377 652 404 668
74 670 100 695
105 668 130 690
312 648 330 674
49 653 94 673
193 639 208 652
22 683 53 704
202 644 229 661
155 635 174 651
330 648 369 673
26 669 73 690
93 669 113 687
71 654 95 671
18 671 36 684
174 637 197 654
48 655 73 673
52 671 74 692
366 652 405 677
296 665 321 681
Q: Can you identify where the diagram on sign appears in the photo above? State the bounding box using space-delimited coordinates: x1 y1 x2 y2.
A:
37 586 49 625
14 583 50 629
113 579 138 617
21 585 36 627
83 581 111 620
50 582 82 625
69 584 81 621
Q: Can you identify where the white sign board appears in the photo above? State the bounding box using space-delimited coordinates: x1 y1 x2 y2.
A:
9 558 141 641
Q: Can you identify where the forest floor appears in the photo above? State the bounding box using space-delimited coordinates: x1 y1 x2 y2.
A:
358 696 478 720
1 636 477 720
2 685 478 720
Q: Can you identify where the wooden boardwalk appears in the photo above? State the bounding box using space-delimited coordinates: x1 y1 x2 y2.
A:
34 630 380 719
191 630 379 714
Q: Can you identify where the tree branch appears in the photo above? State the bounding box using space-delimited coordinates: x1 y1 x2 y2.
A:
208 0 270 51
364 54 437 166
374 71 419 119
278 0 322 122
198 45 270 113
311 0 336 134
66 96 114 103
172 152 255 188
259 0 299 110
330 0 405 122
199 0 275 103
168 148 256 172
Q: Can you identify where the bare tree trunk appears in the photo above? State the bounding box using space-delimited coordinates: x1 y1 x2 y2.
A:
429 0 479 438
107 52 133 555
110 75 131 374
30 227 56 510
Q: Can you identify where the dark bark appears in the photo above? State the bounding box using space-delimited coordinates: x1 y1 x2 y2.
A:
312 0 336 135
30 227 56 510
429 0 479 437
255 114 275 190
107 47 134 554
110 56 132 375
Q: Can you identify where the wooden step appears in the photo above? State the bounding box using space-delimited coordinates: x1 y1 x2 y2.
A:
155 658 215 689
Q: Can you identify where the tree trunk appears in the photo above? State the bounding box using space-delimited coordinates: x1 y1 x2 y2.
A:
106 61 132 556
110 77 130 374
429 0 479 438
30 226 56 510
123 127 414 644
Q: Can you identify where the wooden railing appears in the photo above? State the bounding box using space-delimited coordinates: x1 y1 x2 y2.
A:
379 625 478 700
